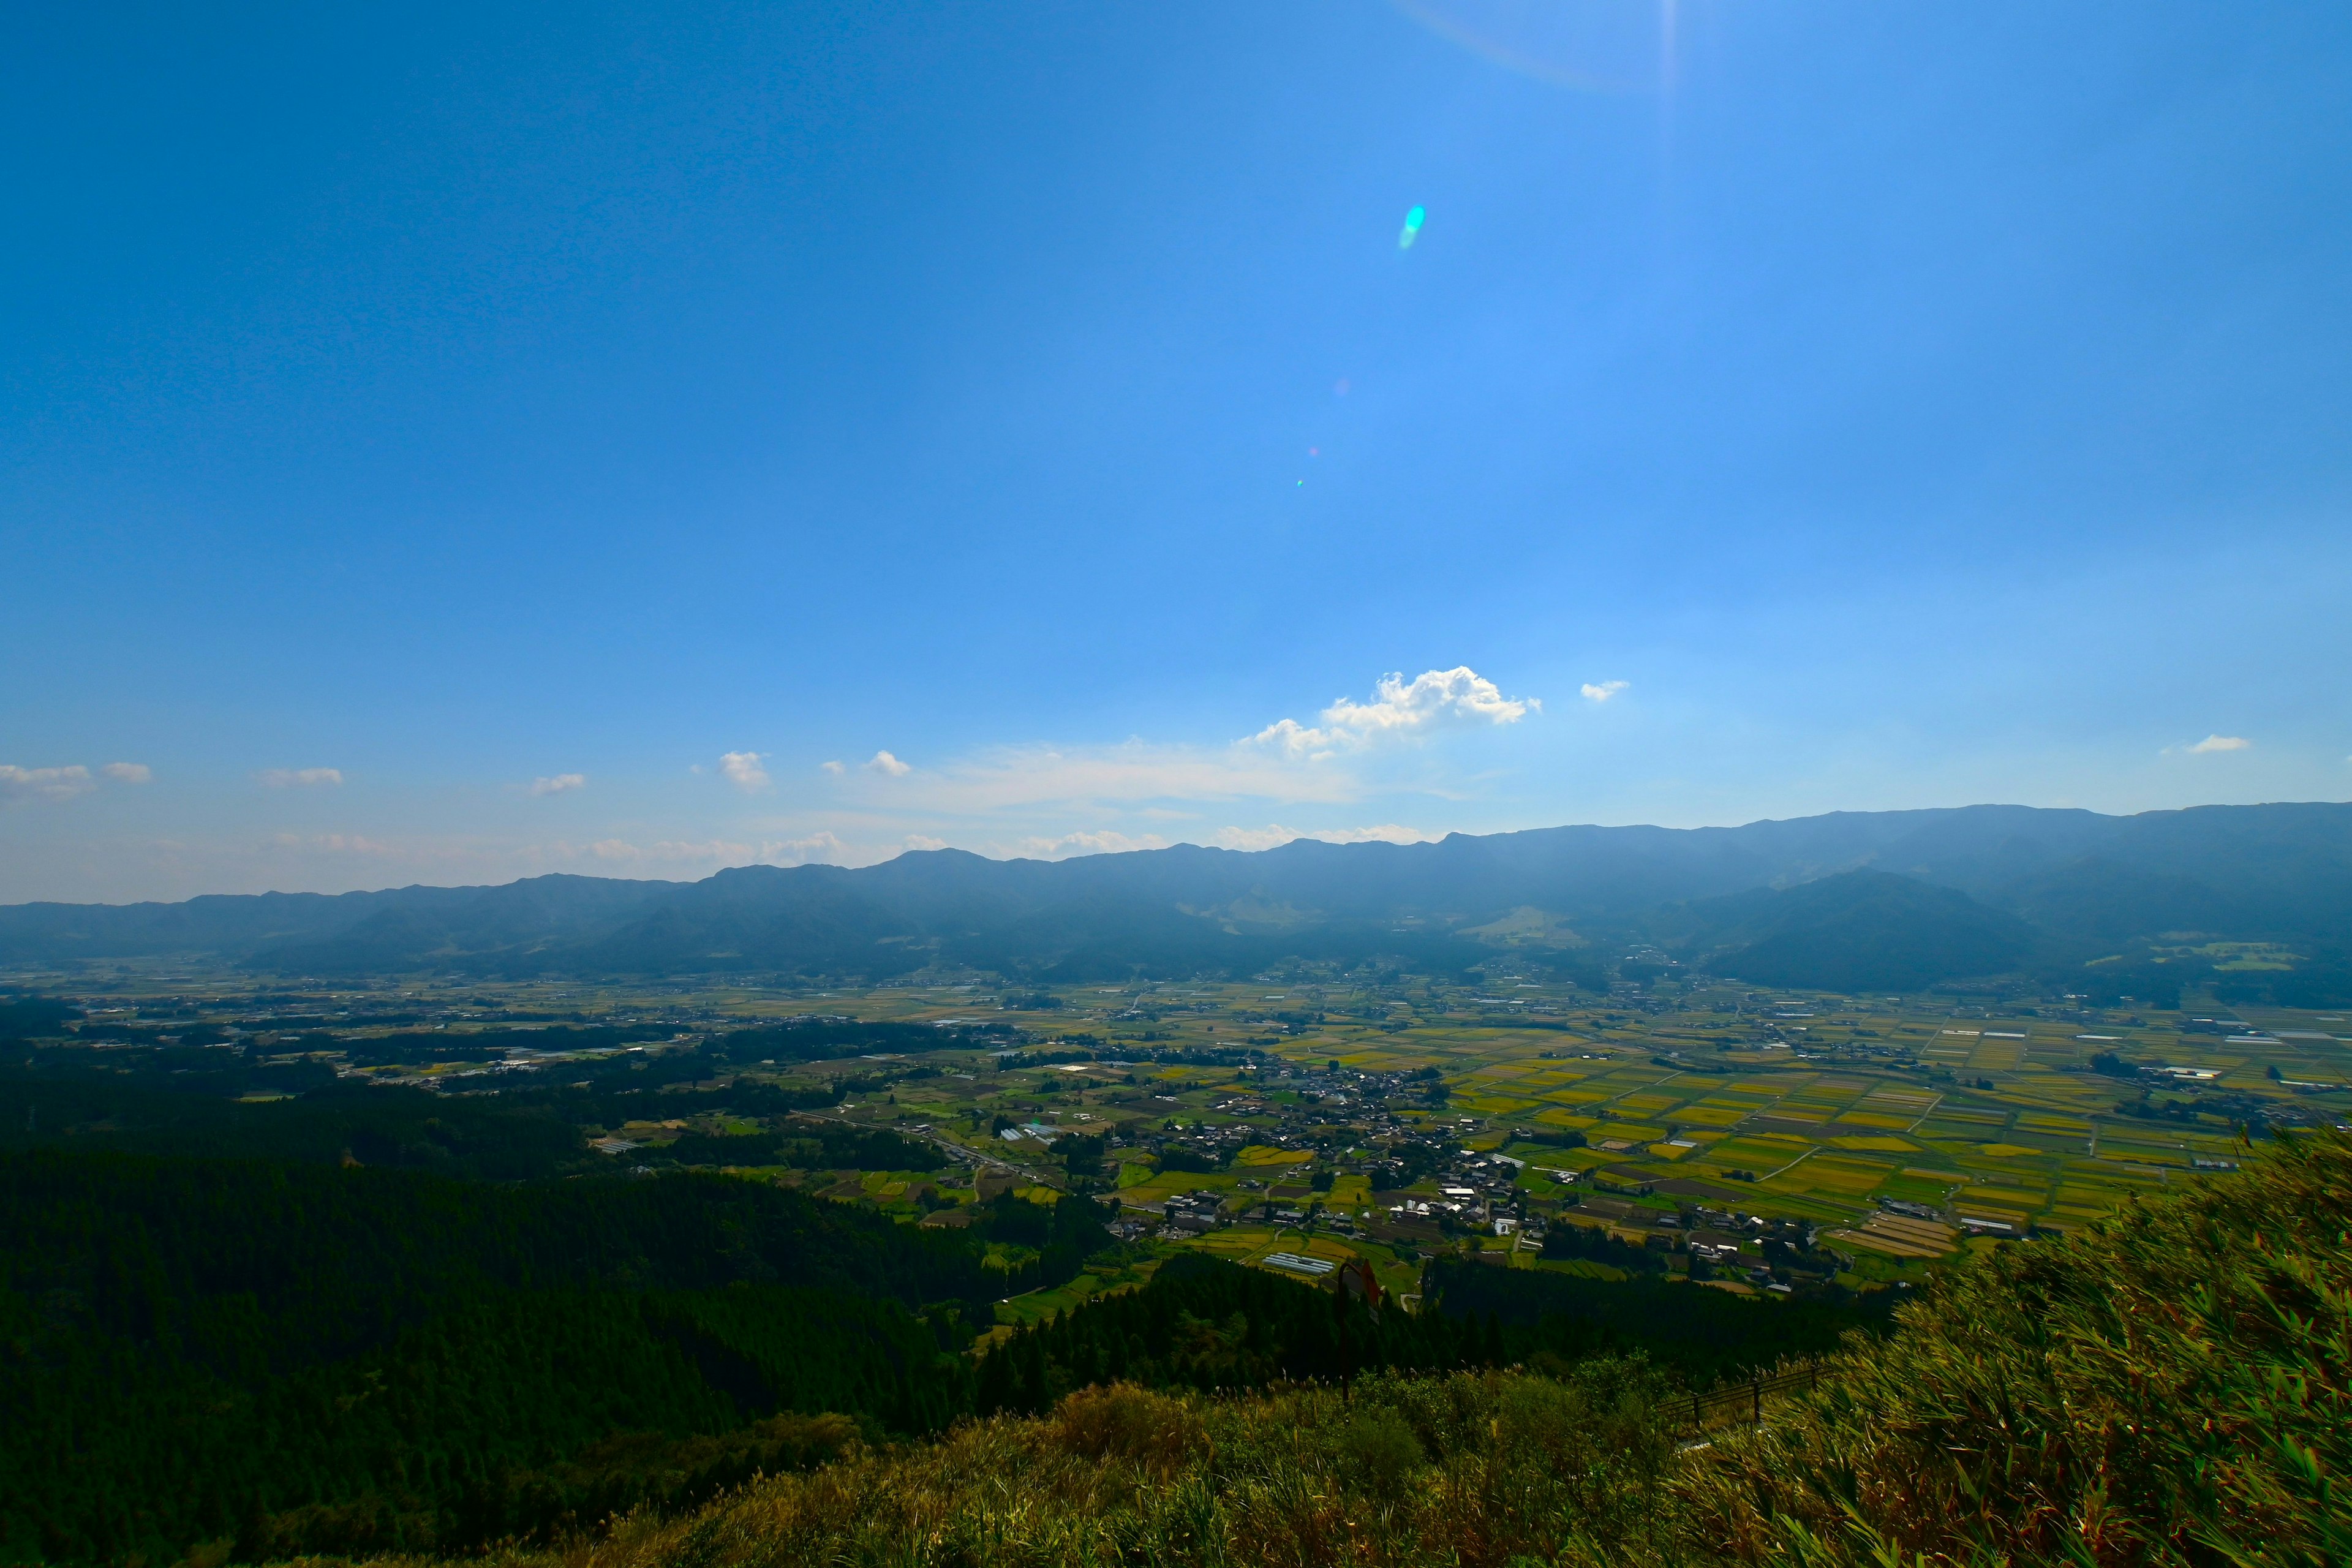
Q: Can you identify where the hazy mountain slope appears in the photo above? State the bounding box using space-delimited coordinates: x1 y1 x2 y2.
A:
1679 870 2040 992
2 802 2346 978
0 876 679 967
1996 856 2235 943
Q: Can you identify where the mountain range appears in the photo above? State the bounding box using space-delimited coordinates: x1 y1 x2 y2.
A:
4 802 2350 997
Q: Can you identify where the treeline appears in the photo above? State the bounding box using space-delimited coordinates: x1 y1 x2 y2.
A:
970 1191 1118 1295
0 1152 1112 1566
0 1152 1005 1358
1 1072 591 1179
4 1284 962 1565
2209 949 2352 1009
1424 1257 1895 1387
0 1038 932 1180
707 1017 1017 1064
1539 1221 1669 1274
647 1119 940 1174
973 1254 1504 1415
2036 944 2352 1010
0 994 78 1040
980 1248 1889 1412
337 1024 679 1066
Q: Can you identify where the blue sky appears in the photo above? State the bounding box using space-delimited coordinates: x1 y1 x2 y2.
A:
6 1 2350 902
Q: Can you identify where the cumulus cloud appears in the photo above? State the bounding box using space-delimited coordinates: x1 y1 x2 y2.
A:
718 751 771 791
0 764 96 804
258 767 344 788
761 832 848 865
1251 667 1534 758
820 760 846 775
527 773 586 796
1580 680 1629 703
2185 734 2252 754
803 671 1528 821
2 760 155 801
902 834 948 851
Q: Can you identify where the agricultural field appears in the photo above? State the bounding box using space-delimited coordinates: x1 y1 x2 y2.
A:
795 973 2352 1295
584 968 2352 1293
11 956 2349 1307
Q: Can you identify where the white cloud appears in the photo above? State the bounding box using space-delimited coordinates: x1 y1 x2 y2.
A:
760 832 847 865
527 773 587 796
264 831 395 856
586 832 846 869
2185 734 2251 754
258 767 344 788
1580 680 1629 703
1207 823 1439 853
0 764 97 804
314 833 396 856
0 760 153 801
820 760 846 775
1012 829 1172 859
902 834 948 851
593 837 753 864
883 741 1360 812
1205 824 1303 853
804 670 1529 821
718 751 771 792
1251 667 1534 758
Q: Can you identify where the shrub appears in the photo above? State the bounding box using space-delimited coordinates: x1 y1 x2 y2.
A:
1044 1383 1202 1474
1670 1127 2352 1564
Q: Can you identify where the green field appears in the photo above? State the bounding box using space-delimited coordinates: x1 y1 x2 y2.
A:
10 957 2345 1286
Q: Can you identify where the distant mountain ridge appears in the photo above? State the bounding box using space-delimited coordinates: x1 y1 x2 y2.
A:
4 802 2350 990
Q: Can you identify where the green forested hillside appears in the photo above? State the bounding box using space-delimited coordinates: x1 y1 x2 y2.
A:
0 1147 1871 1567
970 1251 1888 1419
361 1129 2352 1568
974 1254 1496 1415
11 1129 2350 1567
0 1034 937 1180
1424 1257 1893 1387
0 1153 1102 1566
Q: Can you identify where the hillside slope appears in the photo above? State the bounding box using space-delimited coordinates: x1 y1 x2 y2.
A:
1673 868 2040 991
0 1153 1105 1566
384 1131 2351 1568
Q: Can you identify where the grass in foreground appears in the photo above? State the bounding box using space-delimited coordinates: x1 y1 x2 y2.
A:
358 1131 2350 1568
397 1365 1680 1568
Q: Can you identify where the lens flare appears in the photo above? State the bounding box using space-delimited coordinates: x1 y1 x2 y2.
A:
1398 205 1426 249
